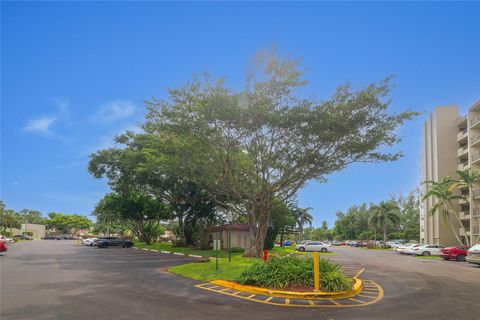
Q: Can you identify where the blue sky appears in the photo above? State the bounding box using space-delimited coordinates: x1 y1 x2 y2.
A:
1 1 479 227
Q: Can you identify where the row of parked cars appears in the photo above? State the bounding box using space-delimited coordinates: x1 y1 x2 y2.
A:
395 243 480 265
82 236 134 248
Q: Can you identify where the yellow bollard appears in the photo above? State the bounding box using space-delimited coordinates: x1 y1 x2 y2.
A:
313 251 320 291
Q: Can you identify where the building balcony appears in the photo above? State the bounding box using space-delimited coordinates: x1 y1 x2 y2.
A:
457 146 469 158
459 229 471 237
458 162 469 171
471 152 480 164
474 226 479 235
473 208 480 217
457 115 467 127
459 211 470 220
458 197 470 205
473 189 480 198
471 134 480 147
457 130 468 143
470 113 480 129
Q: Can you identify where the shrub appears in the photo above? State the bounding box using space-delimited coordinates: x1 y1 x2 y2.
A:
236 256 352 292
230 247 245 253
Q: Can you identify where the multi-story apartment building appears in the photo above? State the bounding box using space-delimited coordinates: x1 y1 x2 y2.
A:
421 101 480 246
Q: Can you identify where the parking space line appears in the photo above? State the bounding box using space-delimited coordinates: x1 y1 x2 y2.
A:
348 298 365 304
329 299 341 306
195 279 384 308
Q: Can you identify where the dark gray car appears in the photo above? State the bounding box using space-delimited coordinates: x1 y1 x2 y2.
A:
94 237 134 248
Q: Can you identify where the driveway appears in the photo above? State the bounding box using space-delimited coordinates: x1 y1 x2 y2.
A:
1 241 478 320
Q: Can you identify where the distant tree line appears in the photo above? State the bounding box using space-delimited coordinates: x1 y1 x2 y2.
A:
332 190 420 242
0 200 92 236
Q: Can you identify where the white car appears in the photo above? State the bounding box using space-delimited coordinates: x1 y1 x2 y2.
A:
82 238 97 246
386 241 403 249
466 244 480 265
397 244 420 254
412 244 446 256
296 241 331 252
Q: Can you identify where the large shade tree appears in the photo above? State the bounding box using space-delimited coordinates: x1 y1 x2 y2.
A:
90 51 416 257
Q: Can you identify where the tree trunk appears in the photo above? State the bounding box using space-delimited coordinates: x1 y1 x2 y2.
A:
280 229 284 248
244 205 269 258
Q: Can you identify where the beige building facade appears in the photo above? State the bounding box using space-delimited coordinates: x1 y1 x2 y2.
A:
11 223 46 240
208 223 252 250
421 101 480 246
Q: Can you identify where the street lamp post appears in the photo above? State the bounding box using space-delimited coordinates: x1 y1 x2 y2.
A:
226 213 233 262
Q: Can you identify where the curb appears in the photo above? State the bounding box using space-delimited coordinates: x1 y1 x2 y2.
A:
210 278 363 300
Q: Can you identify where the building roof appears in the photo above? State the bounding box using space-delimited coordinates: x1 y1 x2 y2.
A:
208 223 250 232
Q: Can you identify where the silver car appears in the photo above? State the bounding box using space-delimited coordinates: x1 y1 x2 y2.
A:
295 241 330 252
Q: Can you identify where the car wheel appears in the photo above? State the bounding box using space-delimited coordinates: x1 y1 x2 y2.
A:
320 248 327 252
422 251 431 256
298 247 305 252
442 257 450 261
457 254 466 262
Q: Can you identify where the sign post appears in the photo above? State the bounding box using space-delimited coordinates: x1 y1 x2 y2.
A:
213 239 221 272
313 252 320 291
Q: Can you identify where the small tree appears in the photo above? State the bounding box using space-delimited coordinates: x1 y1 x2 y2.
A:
369 201 401 247
98 192 170 245
423 178 469 245
293 207 313 242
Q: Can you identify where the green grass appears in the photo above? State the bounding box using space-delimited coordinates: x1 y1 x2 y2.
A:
415 255 442 260
169 256 258 282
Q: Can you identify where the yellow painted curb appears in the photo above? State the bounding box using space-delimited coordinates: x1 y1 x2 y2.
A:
210 277 363 300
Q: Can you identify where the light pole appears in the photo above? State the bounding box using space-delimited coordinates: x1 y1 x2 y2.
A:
226 213 233 262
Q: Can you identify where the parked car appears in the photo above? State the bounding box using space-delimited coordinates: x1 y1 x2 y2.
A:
412 244 446 256
94 237 134 248
397 244 420 254
41 236 62 240
283 240 292 246
82 238 97 246
439 245 470 261
295 241 330 252
0 241 7 253
386 241 403 249
13 234 33 240
0 236 15 244
466 244 480 266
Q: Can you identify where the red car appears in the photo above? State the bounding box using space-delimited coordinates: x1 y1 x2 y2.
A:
0 241 7 253
439 245 470 261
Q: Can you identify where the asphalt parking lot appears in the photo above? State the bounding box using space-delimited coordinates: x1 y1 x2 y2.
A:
1 241 479 320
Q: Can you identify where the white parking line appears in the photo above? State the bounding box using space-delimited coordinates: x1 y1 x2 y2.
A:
173 252 185 256
161 251 171 254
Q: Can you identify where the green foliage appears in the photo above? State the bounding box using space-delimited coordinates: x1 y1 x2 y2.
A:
96 192 170 244
237 256 352 292
0 201 23 232
264 201 296 250
333 191 419 242
423 177 469 245
20 209 45 224
46 213 93 235
89 50 416 257
230 247 245 253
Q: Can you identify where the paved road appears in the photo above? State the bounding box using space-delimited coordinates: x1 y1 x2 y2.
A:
1 242 479 320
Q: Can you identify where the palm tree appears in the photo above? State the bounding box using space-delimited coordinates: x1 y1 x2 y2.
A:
422 177 470 246
369 201 401 247
293 207 313 242
451 168 480 244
